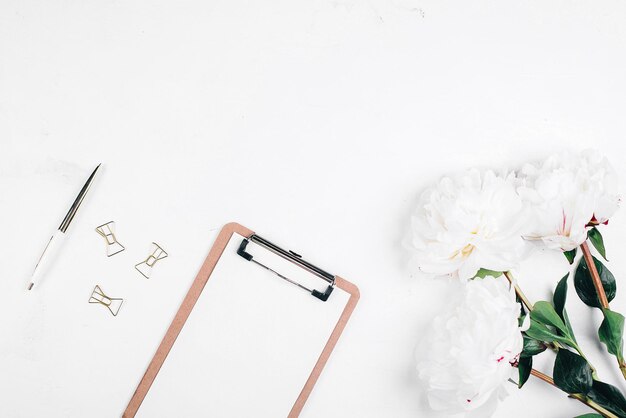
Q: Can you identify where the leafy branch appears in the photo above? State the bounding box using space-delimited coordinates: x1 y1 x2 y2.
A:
527 367 620 418
578 230 626 381
517 271 626 417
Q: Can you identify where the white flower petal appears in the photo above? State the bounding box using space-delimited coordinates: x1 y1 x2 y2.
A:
407 169 531 280
417 276 524 417
519 149 621 251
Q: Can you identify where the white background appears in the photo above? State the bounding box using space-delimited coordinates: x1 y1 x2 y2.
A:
2 1 626 417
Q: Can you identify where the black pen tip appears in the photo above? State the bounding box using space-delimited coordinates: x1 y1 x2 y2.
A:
90 164 102 176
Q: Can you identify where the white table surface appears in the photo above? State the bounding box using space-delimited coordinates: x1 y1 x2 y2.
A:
2 1 626 417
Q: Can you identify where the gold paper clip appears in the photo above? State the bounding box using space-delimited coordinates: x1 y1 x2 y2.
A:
135 242 168 279
95 221 125 257
89 285 123 316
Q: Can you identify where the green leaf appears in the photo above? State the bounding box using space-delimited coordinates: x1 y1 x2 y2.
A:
554 274 569 320
525 319 558 343
521 335 547 358
531 301 568 335
574 256 617 308
574 415 603 418
474 268 503 279
553 350 593 394
525 319 572 347
518 356 532 388
564 248 577 264
562 309 578 345
588 227 607 260
553 274 578 344
599 309 625 361
587 380 626 417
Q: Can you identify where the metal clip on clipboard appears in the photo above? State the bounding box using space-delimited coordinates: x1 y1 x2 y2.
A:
237 234 335 301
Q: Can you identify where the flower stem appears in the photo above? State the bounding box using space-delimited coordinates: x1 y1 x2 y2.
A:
529 368 618 418
504 271 564 351
504 271 533 311
504 271 596 371
571 342 599 379
580 242 610 309
580 241 625 381
529 368 554 384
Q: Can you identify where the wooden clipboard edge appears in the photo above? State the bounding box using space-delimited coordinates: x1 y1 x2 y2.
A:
288 275 360 417
123 222 360 418
123 222 253 418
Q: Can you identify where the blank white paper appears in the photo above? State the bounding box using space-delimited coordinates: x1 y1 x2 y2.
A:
137 233 351 417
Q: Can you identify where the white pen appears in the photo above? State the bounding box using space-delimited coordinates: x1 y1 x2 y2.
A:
27 164 101 291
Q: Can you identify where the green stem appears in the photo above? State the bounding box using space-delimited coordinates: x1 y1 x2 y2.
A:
571 342 599 379
570 394 619 418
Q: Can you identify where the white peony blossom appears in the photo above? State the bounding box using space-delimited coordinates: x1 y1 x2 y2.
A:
518 150 621 251
417 276 524 417
407 169 530 280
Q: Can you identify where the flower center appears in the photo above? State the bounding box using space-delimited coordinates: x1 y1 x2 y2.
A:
460 243 474 258
450 243 475 260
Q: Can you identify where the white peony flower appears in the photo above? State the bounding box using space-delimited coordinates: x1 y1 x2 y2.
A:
518 150 621 251
417 276 524 417
407 169 530 280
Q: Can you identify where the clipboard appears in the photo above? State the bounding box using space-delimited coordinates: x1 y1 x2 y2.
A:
124 222 360 417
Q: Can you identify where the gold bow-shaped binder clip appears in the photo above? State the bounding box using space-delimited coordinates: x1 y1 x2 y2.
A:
95 221 125 257
89 285 123 316
135 242 168 279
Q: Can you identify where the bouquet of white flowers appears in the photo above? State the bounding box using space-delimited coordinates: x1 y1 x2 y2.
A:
408 150 624 417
